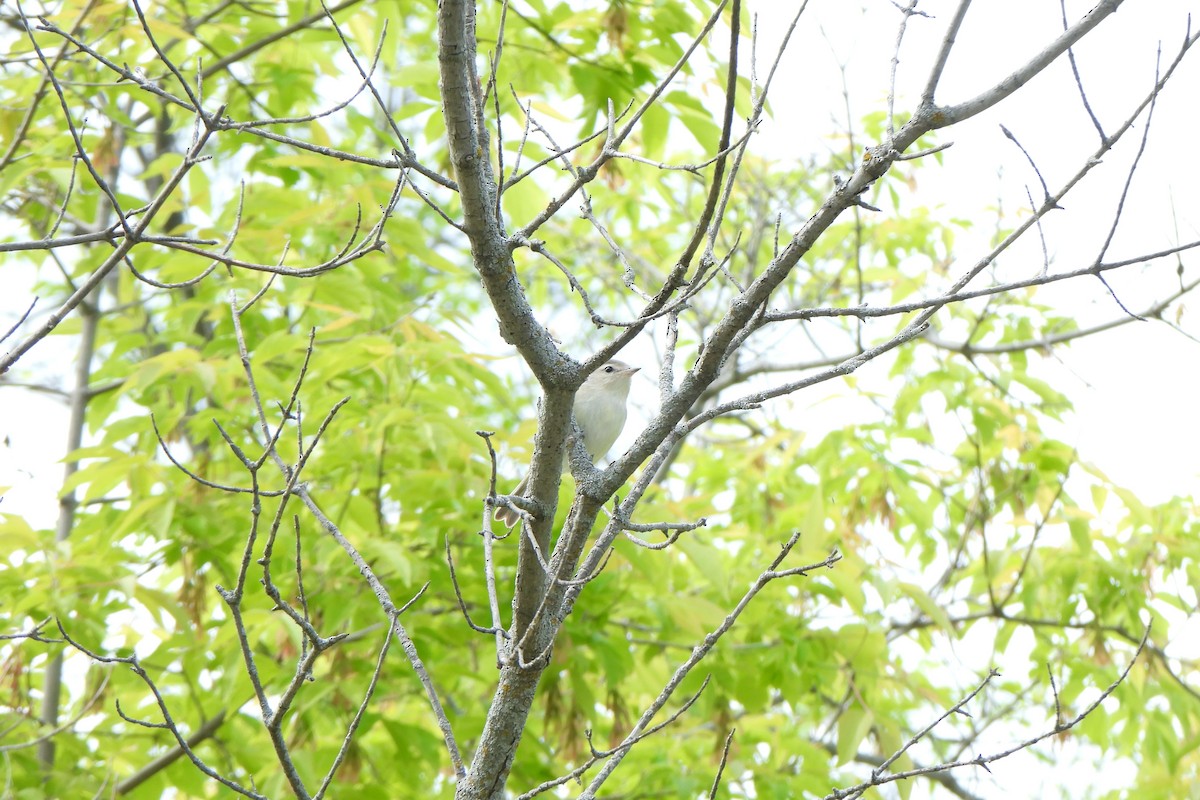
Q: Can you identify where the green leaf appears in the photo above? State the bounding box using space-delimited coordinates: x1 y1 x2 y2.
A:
836 706 874 765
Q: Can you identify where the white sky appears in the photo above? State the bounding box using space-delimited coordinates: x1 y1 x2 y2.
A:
744 0 1200 503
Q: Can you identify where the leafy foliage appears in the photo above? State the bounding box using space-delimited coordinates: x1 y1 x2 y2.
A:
1 1 1197 799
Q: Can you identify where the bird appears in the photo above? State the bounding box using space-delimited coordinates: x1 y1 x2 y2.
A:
495 360 639 527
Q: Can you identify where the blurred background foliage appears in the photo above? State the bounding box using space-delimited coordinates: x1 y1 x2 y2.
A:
1 1 1197 798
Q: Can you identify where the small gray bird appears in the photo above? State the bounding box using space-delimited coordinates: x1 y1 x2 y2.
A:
495 360 638 527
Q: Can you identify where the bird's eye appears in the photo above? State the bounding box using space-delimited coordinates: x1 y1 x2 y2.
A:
604 365 616 373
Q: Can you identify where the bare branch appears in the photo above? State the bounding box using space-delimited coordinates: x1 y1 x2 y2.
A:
114 711 229 795
579 537 841 796
825 625 1151 799
707 729 737 800
476 430 513 664
511 0 732 241
224 291 465 777
57 623 267 799
0 299 37 345
767 239 1200 325
445 535 508 640
516 678 715 799
932 1 1127 127
1060 0 1109 143
0 670 110 754
313 623 396 800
